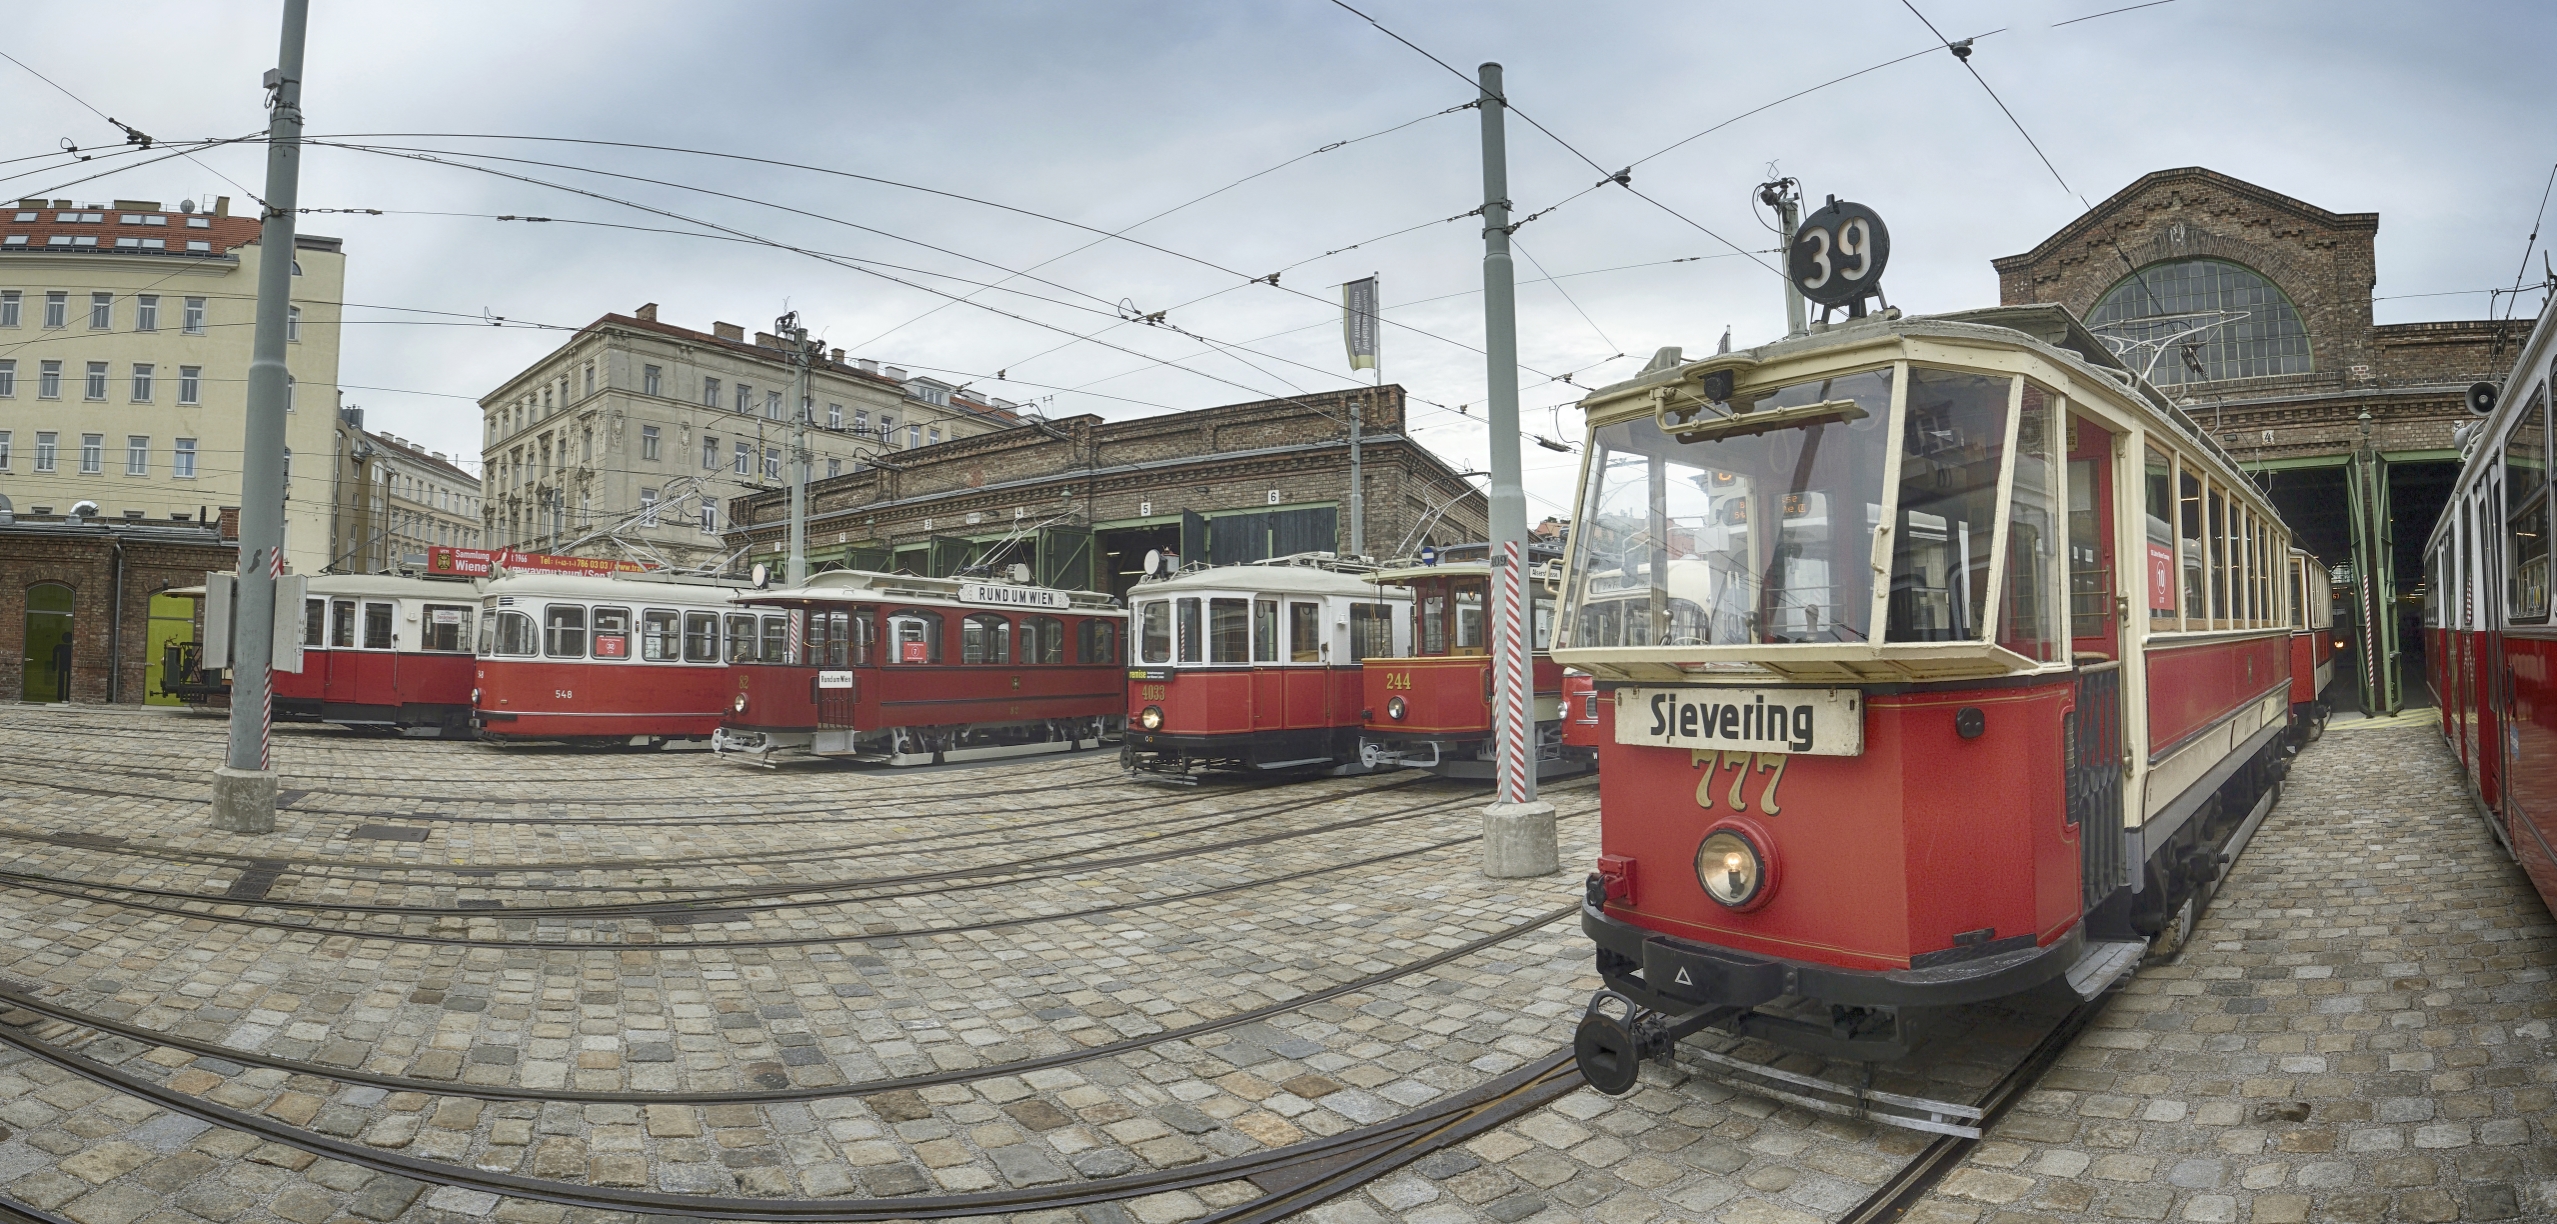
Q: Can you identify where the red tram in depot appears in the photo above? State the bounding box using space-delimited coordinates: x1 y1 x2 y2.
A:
278 574 484 735
2423 300 2557 917
1122 555 1410 780
1355 545 1589 780
1561 305 2331 1109
710 569 1125 766
2285 548 2337 739
472 571 747 745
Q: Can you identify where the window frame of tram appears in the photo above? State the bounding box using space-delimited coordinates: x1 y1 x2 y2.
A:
2506 386 2550 623
419 604 474 653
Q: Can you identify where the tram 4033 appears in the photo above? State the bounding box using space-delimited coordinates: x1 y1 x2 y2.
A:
1562 305 2328 1103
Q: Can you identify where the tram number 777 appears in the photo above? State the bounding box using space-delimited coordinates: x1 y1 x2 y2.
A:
1693 749 1785 815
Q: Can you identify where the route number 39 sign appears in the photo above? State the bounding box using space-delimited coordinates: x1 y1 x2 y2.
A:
1788 197 1891 310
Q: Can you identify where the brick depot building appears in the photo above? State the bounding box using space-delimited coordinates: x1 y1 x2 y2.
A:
725 386 1487 599
2 506 236 705
1995 167 2521 713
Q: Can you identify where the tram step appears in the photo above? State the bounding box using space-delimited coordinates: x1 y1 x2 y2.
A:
2065 939 2147 1001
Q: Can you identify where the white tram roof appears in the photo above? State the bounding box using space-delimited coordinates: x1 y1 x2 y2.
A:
1135 563 1407 600
305 573 481 600
481 570 747 604
740 568 1121 614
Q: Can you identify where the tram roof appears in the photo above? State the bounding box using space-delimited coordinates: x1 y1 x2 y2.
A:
1133 563 1404 599
743 568 1119 612
480 570 748 601
304 573 482 599
2426 299 2555 552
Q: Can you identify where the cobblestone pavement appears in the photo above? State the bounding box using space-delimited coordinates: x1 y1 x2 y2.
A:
1902 721 2557 1224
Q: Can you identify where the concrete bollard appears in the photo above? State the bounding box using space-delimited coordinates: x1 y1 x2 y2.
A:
1481 800 1558 878
211 766 278 834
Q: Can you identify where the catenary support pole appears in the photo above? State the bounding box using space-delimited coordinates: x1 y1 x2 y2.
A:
782 312 812 586
1775 188 1808 337
1476 62 1555 878
212 0 310 835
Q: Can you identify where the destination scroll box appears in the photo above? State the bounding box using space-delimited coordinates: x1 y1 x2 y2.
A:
1614 687 1862 757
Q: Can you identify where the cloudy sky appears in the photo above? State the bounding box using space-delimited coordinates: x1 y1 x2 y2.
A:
7 0 2552 517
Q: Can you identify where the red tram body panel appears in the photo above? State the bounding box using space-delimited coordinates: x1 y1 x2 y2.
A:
472 572 746 744
1559 671 1601 764
265 575 482 735
710 570 1125 766
1558 308 2325 1088
1122 559 1409 779
2423 300 2557 916
1356 549 1588 779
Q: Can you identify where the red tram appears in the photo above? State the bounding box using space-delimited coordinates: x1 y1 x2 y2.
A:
710 569 1125 766
472 571 747 745
1355 546 1588 780
2423 299 2557 917
2285 549 2337 739
1559 670 1601 766
1122 556 1410 780
1562 307 2328 1096
278 574 484 736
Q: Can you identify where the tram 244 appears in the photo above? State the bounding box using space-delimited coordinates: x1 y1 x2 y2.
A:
1355 545 1589 780
1562 308 2315 1098
711 569 1126 766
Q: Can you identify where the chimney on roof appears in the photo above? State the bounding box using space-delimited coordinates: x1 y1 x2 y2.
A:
755 332 780 349
213 196 229 217
113 199 161 212
858 359 878 374
52 199 70 208
217 506 240 540
713 321 745 342
830 348 845 364
886 367 906 381
635 302 658 322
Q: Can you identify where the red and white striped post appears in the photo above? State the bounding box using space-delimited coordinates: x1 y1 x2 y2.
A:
1494 541 1534 806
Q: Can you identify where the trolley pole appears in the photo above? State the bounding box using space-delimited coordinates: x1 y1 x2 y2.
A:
781 312 813 586
211 0 309 835
1476 62 1556 878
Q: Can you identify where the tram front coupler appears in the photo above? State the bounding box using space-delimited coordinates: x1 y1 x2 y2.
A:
1572 990 1722 1096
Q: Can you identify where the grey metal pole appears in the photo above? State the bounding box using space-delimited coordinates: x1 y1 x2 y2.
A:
1776 192 1808 337
212 0 309 834
1477 62 1555 877
782 313 811 586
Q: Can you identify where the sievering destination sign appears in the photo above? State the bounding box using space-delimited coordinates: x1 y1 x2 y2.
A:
1613 687 1863 756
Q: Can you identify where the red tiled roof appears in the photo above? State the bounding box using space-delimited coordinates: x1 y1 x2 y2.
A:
0 202 264 259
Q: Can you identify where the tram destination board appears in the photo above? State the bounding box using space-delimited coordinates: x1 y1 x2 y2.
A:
1614 686 1862 755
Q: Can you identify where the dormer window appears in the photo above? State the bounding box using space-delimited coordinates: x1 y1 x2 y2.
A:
186 216 211 229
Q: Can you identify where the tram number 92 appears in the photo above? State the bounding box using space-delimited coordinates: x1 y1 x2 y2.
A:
1787 198 1891 308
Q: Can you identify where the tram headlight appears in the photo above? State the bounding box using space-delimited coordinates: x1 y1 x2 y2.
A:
732 693 749 715
1139 705 1164 731
1387 696 1407 721
1694 829 1767 908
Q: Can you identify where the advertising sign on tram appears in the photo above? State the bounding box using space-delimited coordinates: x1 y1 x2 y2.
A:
427 547 652 578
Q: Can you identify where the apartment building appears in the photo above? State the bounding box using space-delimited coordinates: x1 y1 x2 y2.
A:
0 196 345 572
479 304 1018 570
323 407 482 572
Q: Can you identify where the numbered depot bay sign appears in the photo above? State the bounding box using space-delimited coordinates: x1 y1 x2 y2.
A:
1614 687 1863 756
1788 197 1890 311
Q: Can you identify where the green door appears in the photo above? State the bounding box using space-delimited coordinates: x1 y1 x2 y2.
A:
1038 525 1093 591
929 535 977 579
22 583 74 703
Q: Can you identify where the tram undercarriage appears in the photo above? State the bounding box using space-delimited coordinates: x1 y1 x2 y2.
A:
713 715 1113 767
1357 719 1591 780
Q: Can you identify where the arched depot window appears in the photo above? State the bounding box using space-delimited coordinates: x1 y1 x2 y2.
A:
2087 258 2311 386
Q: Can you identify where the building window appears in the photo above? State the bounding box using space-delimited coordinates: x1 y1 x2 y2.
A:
0 290 17 327
89 293 111 330
826 458 840 478
702 376 720 406
765 390 781 420
928 427 941 445
827 402 843 429
283 447 291 480
735 383 752 414
641 425 661 460
701 505 718 533
2088 258 2314 386
126 436 148 475
763 447 781 479
39 360 61 398
854 408 870 434
135 295 158 331
85 362 108 401
0 359 12 397
183 297 205 334
583 362 595 396
733 442 750 475
703 435 719 469
174 438 196 478
130 363 153 402
643 364 662 396
907 425 921 448
287 306 301 342
79 433 102 474
880 413 894 441
639 488 659 524
0 431 9 469
35 432 57 471
581 428 593 464
286 374 295 411
44 292 67 328
179 366 201 404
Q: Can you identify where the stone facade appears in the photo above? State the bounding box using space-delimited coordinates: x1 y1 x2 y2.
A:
321 411 484 573
0 513 235 703
725 385 1488 597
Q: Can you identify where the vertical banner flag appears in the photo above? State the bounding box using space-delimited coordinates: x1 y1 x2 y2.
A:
1342 276 1379 372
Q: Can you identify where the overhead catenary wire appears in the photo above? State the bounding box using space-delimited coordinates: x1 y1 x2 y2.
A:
0 49 266 208
1898 0 2090 210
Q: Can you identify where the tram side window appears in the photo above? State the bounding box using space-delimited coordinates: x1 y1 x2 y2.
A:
2179 465 2208 624
421 604 473 653
2206 484 2231 627
1078 618 1119 665
494 610 537 657
760 614 788 665
1350 602 1394 661
362 602 395 650
544 605 586 658
1208 597 1249 663
592 607 630 659
642 610 681 661
330 599 356 648
962 613 1011 664
682 612 719 663
303 598 325 647
1887 370 2012 643
1996 383 2063 662
725 613 758 662
1023 615 1065 664
809 609 849 668
1288 601 1321 662
1251 599 1278 663
2145 448 2178 625
1176 598 1202 664
1139 602 1171 664
888 610 942 663
1453 577 1487 653
1418 584 1448 655
2507 388 2550 621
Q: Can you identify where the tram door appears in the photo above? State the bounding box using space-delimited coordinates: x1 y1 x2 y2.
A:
1250 598 1285 734
2066 417 2127 911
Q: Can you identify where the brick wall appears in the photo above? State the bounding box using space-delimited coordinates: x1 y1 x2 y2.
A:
0 525 235 704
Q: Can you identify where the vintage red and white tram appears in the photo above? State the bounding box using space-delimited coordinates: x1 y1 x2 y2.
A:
277 574 484 735
1122 557 1410 780
2284 549 2337 738
1559 670 1601 766
709 570 1125 765
1563 306 2318 1087
472 571 747 745
1355 545 1587 779
2422 300 2557 917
